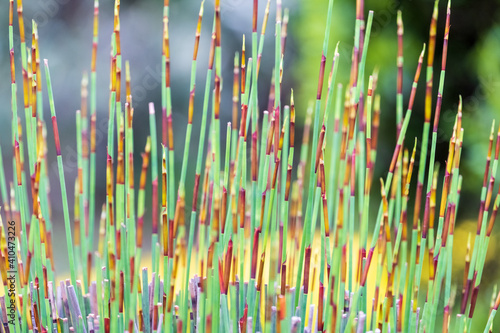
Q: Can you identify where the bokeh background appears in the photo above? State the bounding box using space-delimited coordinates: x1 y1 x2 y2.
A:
1 0 500 330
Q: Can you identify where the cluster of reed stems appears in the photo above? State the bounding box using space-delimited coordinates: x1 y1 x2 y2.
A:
1 0 500 332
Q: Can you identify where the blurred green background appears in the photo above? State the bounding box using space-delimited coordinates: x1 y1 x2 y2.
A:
1 0 500 330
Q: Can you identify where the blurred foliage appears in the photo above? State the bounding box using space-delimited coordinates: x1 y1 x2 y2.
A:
292 0 500 211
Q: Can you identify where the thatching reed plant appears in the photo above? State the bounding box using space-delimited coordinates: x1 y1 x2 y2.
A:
1 0 499 332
